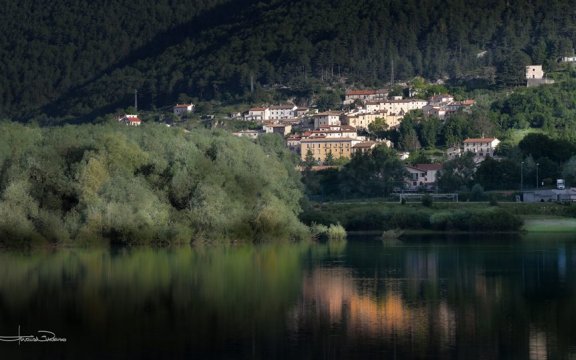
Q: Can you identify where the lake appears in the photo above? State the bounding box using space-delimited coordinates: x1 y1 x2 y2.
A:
1 233 576 359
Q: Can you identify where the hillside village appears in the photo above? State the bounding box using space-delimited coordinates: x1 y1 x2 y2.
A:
112 65 576 197
232 89 483 192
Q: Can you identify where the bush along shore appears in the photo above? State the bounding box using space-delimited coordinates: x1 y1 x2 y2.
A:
0 122 313 246
301 203 524 233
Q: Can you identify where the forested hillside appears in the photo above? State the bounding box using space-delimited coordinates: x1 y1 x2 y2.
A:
2 0 576 122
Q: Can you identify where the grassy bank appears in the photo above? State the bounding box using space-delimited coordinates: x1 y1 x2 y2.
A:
522 216 576 232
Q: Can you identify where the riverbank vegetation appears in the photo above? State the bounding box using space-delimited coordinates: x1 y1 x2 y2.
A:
0 122 308 245
301 201 530 232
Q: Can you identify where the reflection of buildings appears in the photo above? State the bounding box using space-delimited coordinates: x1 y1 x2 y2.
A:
293 267 455 348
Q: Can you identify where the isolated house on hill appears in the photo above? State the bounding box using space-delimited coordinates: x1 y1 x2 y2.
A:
173 103 194 116
462 137 500 158
526 65 555 87
118 114 142 126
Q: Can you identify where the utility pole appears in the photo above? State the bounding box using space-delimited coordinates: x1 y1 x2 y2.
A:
390 58 395 86
134 89 138 113
536 163 540 189
521 161 524 192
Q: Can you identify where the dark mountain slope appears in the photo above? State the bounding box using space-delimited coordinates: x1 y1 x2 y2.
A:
2 0 576 122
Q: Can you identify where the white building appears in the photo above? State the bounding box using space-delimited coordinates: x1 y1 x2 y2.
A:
463 137 500 158
313 111 342 129
526 65 554 87
405 163 443 190
247 107 270 121
118 114 142 126
269 104 297 120
526 65 544 80
173 103 194 116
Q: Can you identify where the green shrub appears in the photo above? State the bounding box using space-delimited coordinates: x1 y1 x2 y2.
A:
421 194 433 207
326 224 347 241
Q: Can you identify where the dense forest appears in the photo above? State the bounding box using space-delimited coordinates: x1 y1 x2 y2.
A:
2 0 576 122
0 122 307 244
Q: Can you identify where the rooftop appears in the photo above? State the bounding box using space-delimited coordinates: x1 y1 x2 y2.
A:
463 138 498 143
301 137 359 143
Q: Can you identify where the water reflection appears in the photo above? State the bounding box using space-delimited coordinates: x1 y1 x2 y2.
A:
0 234 575 359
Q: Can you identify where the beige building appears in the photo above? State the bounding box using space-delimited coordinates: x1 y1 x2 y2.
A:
342 112 379 129
342 110 403 129
344 89 388 105
367 99 427 114
352 141 385 155
309 125 358 139
263 123 292 136
301 137 361 162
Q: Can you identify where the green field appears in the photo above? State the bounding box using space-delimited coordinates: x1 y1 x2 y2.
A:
508 128 545 145
522 216 576 232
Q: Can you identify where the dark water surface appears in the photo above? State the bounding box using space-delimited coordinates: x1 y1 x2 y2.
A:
1 233 576 359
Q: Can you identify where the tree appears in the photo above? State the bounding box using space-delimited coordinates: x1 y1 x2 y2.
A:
495 50 532 87
398 118 421 151
324 150 335 165
304 149 317 169
339 145 407 198
474 157 521 190
437 152 476 192
367 117 389 139
419 117 440 148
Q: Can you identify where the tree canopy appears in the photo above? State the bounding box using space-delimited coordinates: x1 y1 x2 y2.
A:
0 122 307 245
2 0 576 122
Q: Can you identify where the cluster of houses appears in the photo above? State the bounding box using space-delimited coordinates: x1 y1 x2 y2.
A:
235 89 476 165
229 89 506 192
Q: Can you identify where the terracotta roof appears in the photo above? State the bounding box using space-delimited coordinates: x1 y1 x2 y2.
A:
315 111 343 116
264 124 290 128
311 129 355 134
353 141 377 149
463 138 498 143
269 104 296 110
174 103 193 108
301 137 359 143
346 89 377 96
382 99 427 104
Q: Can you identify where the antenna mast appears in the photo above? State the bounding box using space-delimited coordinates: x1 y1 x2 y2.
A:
390 58 395 86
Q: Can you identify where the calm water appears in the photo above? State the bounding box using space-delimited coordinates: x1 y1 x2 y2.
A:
1 234 576 359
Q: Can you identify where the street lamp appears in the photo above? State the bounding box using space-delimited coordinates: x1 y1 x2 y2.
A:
536 163 539 189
